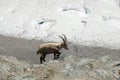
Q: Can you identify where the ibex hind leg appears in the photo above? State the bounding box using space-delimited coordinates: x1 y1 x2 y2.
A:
40 56 43 64
40 54 46 64
42 54 46 62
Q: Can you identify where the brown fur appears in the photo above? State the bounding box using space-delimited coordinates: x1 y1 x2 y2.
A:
36 34 68 64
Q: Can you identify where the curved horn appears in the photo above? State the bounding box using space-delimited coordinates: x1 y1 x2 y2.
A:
59 35 66 44
62 34 67 42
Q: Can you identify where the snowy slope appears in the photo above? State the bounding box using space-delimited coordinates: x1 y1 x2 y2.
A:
0 0 120 48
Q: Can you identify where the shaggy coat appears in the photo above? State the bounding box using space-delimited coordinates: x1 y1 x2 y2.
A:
36 34 68 64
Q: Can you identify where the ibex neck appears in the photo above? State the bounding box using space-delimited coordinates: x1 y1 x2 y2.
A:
58 43 64 50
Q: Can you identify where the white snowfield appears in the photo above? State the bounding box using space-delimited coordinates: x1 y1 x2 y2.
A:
0 0 120 48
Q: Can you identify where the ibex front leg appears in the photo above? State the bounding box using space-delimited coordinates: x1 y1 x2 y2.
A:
54 52 61 59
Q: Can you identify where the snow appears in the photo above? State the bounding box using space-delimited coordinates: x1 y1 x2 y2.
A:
0 0 120 48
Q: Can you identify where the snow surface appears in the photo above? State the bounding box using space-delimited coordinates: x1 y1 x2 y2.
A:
0 0 120 48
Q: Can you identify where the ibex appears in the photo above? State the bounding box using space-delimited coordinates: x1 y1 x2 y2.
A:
36 34 68 64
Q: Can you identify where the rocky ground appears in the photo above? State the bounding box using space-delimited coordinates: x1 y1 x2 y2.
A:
0 35 120 80
0 54 120 80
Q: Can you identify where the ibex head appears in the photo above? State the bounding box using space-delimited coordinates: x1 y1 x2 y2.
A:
59 34 68 50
